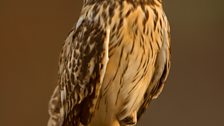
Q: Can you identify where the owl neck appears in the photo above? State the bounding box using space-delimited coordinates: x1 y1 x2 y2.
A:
83 0 162 4
129 0 162 3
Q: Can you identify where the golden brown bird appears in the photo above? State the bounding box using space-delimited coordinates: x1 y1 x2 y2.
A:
48 0 171 126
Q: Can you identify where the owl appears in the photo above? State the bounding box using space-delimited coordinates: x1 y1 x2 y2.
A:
48 0 171 126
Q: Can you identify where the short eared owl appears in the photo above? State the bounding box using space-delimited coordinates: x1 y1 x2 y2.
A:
48 0 171 125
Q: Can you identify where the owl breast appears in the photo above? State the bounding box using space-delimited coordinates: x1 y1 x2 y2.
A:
90 4 162 126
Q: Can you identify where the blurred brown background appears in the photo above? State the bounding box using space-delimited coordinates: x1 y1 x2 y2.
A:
0 0 224 126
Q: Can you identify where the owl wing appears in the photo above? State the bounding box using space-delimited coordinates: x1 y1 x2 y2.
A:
137 28 171 120
48 20 110 126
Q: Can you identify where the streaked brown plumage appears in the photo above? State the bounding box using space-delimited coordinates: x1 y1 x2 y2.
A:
48 0 171 126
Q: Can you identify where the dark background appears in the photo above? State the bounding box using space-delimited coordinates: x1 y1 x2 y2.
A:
0 0 224 126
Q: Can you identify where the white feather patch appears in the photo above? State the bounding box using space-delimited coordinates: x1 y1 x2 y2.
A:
100 27 110 83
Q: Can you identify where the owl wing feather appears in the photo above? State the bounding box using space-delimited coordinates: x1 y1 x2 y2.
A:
137 27 171 120
48 19 110 126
